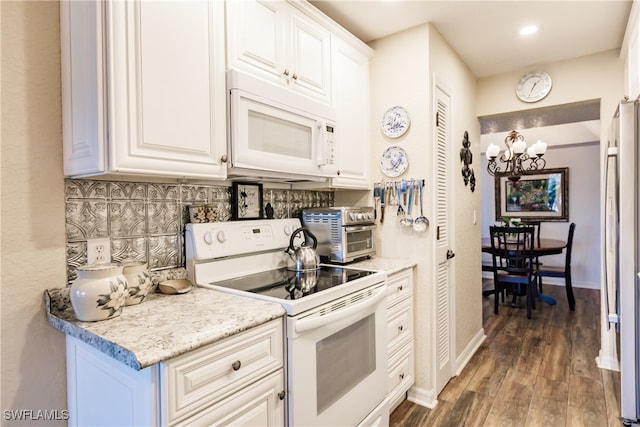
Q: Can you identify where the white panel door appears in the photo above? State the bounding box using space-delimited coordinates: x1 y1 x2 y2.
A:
433 82 454 395
107 0 227 178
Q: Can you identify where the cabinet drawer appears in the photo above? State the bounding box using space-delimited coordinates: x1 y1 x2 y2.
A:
176 369 285 427
387 342 414 411
163 319 284 425
385 270 412 308
387 297 413 355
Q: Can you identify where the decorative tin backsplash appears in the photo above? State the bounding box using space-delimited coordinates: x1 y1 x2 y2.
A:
65 179 334 282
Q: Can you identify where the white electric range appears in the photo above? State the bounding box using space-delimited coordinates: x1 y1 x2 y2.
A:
185 218 389 426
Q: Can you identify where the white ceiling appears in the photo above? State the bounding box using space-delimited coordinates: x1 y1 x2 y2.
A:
309 0 633 78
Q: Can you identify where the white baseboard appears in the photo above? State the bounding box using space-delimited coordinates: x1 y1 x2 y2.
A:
455 328 486 376
407 386 437 409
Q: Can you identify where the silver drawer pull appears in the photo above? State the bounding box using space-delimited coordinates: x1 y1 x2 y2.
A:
398 285 403 291
278 390 286 400
398 325 404 332
399 373 405 380
231 360 241 371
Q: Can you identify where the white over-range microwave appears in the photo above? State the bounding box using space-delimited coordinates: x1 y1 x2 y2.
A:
227 70 338 181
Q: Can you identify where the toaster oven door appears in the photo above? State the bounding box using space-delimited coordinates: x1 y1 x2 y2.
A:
343 225 376 262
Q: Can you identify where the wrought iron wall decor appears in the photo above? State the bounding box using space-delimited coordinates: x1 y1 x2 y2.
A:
459 131 475 192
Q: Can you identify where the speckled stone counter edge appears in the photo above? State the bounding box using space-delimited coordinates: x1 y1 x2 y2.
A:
44 286 285 371
348 257 417 275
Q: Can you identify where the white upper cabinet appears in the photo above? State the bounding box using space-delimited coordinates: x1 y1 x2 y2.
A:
226 0 332 104
61 0 228 179
330 36 373 189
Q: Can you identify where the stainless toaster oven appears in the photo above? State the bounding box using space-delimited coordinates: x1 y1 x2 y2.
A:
301 207 376 263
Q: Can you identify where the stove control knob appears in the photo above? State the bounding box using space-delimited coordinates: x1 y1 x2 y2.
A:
217 231 226 243
357 213 364 221
203 231 215 245
284 224 295 235
349 212 357 221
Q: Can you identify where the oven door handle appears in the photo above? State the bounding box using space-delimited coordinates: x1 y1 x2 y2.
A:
344 225 376 232
294 285 386 333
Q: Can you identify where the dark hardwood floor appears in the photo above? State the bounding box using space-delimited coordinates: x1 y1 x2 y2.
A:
390 281 622 427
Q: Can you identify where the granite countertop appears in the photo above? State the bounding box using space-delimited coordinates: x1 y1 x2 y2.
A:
348 256 417 275
45 260 413 371
45 285 285 371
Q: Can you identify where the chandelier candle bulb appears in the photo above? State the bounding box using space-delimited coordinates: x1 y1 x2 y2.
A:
527 146 537 158
512 139 527 154
487 143 500 158
533 140 547 155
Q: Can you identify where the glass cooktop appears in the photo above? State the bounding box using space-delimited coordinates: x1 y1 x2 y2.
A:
209 265 377 301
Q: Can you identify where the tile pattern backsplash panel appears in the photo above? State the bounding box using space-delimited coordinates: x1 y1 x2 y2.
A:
65 179 334 282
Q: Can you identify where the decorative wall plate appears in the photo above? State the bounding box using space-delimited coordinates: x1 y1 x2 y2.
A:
380 146 409 177
381 106 410 138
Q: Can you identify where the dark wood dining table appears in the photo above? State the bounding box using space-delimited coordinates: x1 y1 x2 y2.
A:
481 237 567 306
481 237 566 256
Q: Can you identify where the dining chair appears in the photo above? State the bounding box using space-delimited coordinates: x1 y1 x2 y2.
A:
489 226 538 319
537 222 576 311
521 220 543 291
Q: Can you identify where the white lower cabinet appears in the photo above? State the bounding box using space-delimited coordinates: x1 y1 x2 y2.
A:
385 269 415 413
178 370 284 427
66 319 285 427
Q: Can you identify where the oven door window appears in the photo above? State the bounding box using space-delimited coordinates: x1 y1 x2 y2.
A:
315 314 376 414
345 229 373 254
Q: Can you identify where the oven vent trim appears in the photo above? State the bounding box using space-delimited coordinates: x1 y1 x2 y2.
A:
303 285 379 319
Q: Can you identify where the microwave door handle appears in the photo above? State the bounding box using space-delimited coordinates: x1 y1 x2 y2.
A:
316 120 326 166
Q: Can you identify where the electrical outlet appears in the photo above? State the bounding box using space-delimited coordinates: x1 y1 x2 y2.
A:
87 238 111 264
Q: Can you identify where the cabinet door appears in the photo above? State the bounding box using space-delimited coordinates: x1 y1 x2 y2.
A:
226 0 331 103
226 0 288 85
107 0 227 178
288 10 332 103
178 370 285 427
331 36 372 189
66 336 158 427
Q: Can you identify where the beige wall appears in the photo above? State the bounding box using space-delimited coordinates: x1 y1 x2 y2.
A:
362 21 482 403
1 1 68 423
477 50 624 145
477 50 625 292
368 23 433 395
428 26 483 373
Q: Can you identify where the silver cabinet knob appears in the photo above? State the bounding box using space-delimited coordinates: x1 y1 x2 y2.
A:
283 69 290 77
278 390 286 400
231 360 241 371
292 73 298 80
220 154 228 163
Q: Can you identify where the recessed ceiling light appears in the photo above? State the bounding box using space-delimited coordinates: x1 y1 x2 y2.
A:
520 25 538 36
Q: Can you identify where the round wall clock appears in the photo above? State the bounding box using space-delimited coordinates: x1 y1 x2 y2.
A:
515 71 552 103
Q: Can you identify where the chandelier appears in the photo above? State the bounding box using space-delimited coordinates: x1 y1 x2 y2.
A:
486 130 547 182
